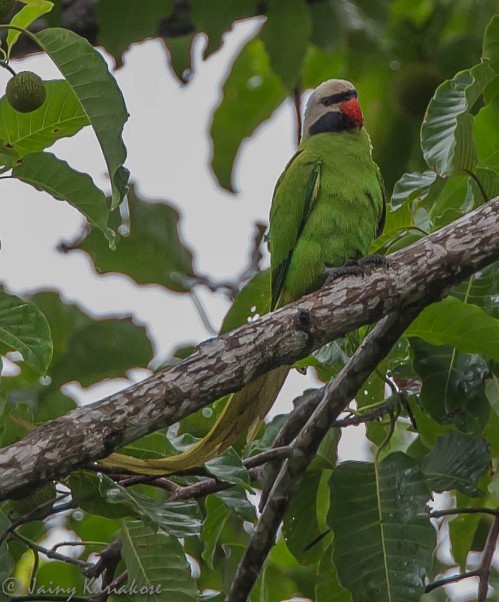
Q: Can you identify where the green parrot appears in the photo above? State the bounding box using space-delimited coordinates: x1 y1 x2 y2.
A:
101 79 385 476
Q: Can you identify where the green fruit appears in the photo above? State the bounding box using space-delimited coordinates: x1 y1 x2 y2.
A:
0 0 15 20
6 71 46 113
8 481 56 519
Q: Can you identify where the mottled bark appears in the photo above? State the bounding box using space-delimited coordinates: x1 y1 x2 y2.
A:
0 198 498 501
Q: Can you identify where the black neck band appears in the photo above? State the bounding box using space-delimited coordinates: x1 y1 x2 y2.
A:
308 111 348 136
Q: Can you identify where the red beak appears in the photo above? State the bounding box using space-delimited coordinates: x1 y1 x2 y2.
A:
340 98 364 129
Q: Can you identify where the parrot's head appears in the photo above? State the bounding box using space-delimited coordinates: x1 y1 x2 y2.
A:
303 79 363 139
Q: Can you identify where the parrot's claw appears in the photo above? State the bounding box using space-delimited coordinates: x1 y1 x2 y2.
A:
323 255 389 286
323 263 364 285
357 253 390 268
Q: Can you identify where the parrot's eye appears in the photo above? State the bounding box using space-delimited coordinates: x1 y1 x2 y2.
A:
321 97 334 107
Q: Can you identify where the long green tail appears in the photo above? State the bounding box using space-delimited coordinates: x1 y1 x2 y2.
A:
99 365 290 476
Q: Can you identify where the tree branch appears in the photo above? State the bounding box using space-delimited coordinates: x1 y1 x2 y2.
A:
226 306 425 601
0 198 498 501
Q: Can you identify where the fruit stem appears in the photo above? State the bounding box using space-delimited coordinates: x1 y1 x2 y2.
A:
0 23 42 60
0 60 15 77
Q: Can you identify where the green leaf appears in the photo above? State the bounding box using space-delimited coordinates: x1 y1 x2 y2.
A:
0 510 14 582
103 476 202 537
485 365 499 415
483 15 499 72
0 403 34 448
12 151 113 242
421 431 490 495
30 291 90 364
260 0 311 89
6 1 54 54
315 551 352 602
49 316 153 387
205 448 251 488
190 0 258 58
406 296 499 361
163 33 195 85
220 270 270 335
214 488 256 522
121 519 199 602
0 80 89 158
210 36 286 191
474 101 499 171
448 491 483 570
411 338 490 433
328 453 434 602
34 28 129 209
421 59 497 176
96 0 174 65
0 289 52 374
74 185 194 293
68 471 134 519
390 170 439 209
452 263 499 319
202 495 230 570
283 469 330 565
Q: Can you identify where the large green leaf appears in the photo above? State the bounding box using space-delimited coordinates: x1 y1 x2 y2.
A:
405 296 499 361
214 489 256 522
12 151 113 242
390 170 439 210
96 0 174 65
0 510 14 582
210 36 286 191
483 15 499 72
411 338 490 433
0 80 89 158
421 58 496 176
163 33 195 84
282 469 330 565
474 101 499 170
67 471 135 519
6 1 54 54
315 551 352 602
328 453 434 602
0 289 52 374
121 520 199 602
69 472 202 536
74 186 194 293
190 0 258 58
452 263 499 319
104 478 202 538
34 28 129 209
421 431 490 495
260 0 311 89
49 316 153 387
202 495 230 570
205 448 251 488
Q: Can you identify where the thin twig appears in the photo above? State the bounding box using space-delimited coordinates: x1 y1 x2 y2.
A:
477 514 499 601
424 570 479 593
9 530 91 569
430 507 499 519
226 305 426 601
424 510 499 598
190 289 218 335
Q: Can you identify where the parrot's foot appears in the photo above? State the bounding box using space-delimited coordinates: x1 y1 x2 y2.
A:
324 254 390 286
357 253 390 268
323 263 364 285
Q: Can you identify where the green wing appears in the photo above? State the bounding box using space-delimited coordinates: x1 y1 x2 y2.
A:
269 151 322 310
